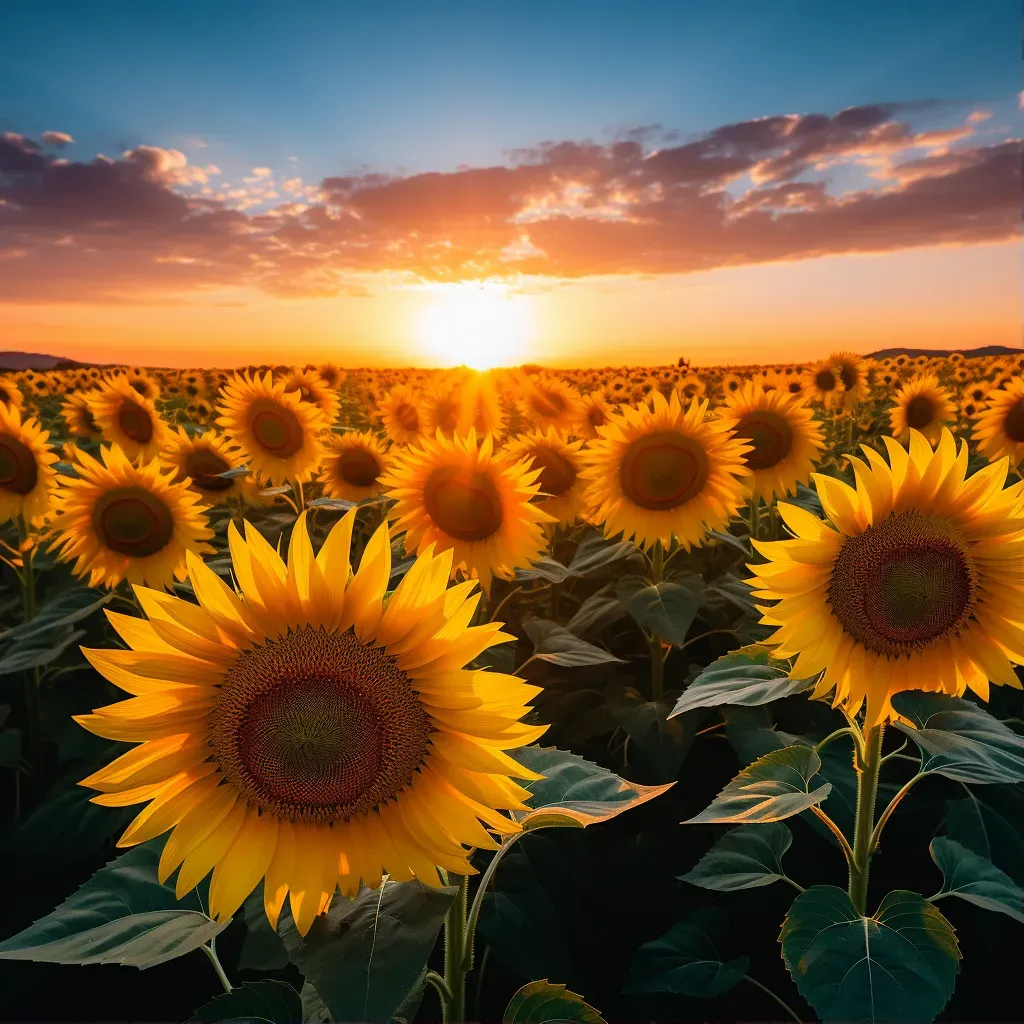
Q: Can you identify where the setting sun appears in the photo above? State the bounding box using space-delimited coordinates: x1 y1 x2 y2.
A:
415 283 533 369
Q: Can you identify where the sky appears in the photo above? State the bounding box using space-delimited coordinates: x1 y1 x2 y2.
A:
0 0 1020 368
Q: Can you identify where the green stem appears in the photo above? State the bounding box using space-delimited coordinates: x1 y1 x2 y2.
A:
848 723 885 914
201 939 233 994
748 498 761 541
869 771 926 854
462 834 523 974
442 874 469 1022
814 727 856 754
742 974 803 1024
648 540 667 702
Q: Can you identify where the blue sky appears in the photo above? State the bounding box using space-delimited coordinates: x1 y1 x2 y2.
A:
2 0 1017 183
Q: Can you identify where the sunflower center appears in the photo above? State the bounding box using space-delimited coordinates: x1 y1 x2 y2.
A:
185 449 235 492
529 446 577 497
828 511 977 656
815 370 836 392
251 402 303 457
839 364 858 391
423 464 504 541
734 411 794 470
587 405 607 429
395 402 420 433
531 390 566 419
92 486 175 557
118 401 154 444
129 380 149 398
434 399 459 433
620 430 709 511
0 433 39 495
1003 399 1024 443
209 627 431 824
337 448 381 487
905 395 935 430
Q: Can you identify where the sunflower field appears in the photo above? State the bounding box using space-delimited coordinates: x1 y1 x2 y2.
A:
0 351 1022 1023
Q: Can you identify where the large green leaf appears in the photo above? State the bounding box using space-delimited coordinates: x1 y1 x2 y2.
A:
188 980 301 1023
625 907 749 998
515 557 573 583
523 618 625 668
780 886 960 1022
606 684 694 780
567 532 645 578
891 692 1024 784
945 791 1024 884
278 878 455 1023
565 586 625 637
0 839 227 968
929 837 1024 923
503 981 605 1023
616 574 703 646
512 746 673 830
683 745 831 824
0 627 87 675
670 646 814 718
680 822 793 891
0 587 111 643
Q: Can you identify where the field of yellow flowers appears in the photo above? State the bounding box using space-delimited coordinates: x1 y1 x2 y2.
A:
0 351 1022 1023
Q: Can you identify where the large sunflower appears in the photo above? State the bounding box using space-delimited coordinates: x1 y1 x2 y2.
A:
974 376 1024 465
0 403 59 525
320 431 391 502
500 428 586 528
517 375 584 433
216 372 326 485
75 511 545 936
720 383 824 502
51 444 215 589
378 385 424 446
62 392 103 440
581 391 751 551
162 427 249 503
381 430 554 592
282 368 341 426
748 429 1024 726
888 373 956 446
88 375 172 462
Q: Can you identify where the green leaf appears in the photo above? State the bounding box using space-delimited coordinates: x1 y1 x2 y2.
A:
606 684 694 780
0 727 22 767
188 980 301 1024
306 496 356 510
891 692 1024 784
680 822 793 891
567 532 645 578
523 618 625 667
929 837 1024 923
0 627 87 675
299 982 330 1024
945 791 1024 884
565 586 625 637
0 587 112 643
626 907 749 997
669 646 814 718
503 981 605 1024
683 745 831 824
0 839 227 968
238 888 289 971
515 557 572 583
780 886 960 1022
512 746 673 829
616 574 703 645
278 878 455 1023
53 460 79 477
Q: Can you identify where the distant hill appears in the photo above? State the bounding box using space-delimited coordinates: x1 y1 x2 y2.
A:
0 351 111 370
865 345 1023 360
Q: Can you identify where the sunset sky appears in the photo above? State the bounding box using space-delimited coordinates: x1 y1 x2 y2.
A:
1 0 1019 368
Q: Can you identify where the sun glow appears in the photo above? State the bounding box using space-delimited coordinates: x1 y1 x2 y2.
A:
415 283 532 369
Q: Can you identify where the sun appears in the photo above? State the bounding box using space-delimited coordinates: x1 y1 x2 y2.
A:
416 282 532 369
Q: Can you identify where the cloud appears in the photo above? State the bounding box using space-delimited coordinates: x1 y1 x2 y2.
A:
40 130 74 146
0 104 1018 301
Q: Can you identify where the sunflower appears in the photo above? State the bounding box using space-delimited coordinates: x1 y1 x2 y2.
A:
50 444 215 590
282 368 341 426
381 430 554 592
378 385 424 446
517 375 584 432
748 429 1024 726
577 392 613 440
0 403 60 526
216 372 326 485
720 384 824 502
74 510 545 936
88 375 172 462
803 359 844 409
320 431 391 502
2 379 27 413
459 376 507 440
126 369 162 403
888 373 956 446
830 351 866 407
581 391 751 551
421 384 463 439
500 428 587 528
162 427 249 503
316 362 343 389
974 377 1024 465
61 392 103 440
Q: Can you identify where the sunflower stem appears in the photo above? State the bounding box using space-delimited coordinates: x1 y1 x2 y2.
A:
748 498 760 541
201 938 233 994
442 873 469 1022
848 723 885 914
648 541 667 702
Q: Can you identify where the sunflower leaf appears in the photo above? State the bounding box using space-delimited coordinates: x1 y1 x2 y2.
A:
566 531 645 578
680 822 794 891
683 744 831 824
0 586 111 643
523 618 625 667
514 557 572 583
669 645 814 718
616 574 703 646
625 906 749 997
945 791 1024 883
780 886 960 1022
307 496 356 510
188 979 301 1024
0 838 226 968
278 878 456 1024
512 745 673 829
891 692 1024 784
929 837 1024 923
606 683 695 780
0 627 87 675
503 980 605 1024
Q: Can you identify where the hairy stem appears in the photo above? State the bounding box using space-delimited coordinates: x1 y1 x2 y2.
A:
848 723 885 914
442 874 469 1022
